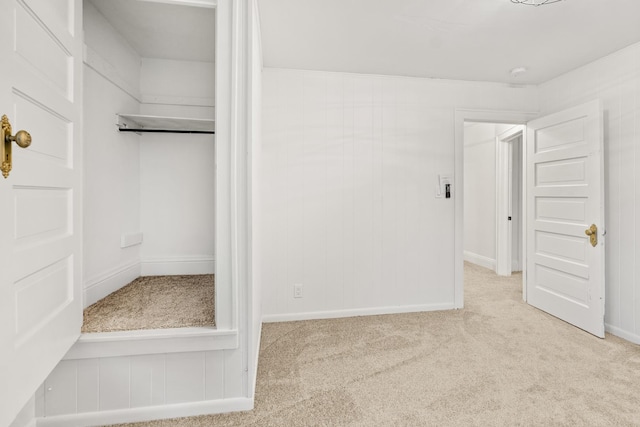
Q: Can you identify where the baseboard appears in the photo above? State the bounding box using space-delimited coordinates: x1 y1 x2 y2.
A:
141 256 215 276
262 303 455 323
605 323 640 345
463 251 496 271
83 261 141 308
36 397 254 427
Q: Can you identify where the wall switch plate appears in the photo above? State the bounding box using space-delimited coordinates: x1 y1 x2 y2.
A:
293 284 303 298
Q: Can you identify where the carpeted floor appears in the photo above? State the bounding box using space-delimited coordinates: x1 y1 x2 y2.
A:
109 263 640 426
82 275 215 333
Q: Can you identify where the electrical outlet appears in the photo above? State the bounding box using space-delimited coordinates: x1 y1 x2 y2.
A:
293 284 303 298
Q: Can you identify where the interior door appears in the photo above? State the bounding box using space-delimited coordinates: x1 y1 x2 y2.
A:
526 100 605 338
0 0 83 424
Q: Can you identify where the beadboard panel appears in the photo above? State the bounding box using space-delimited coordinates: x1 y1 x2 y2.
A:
41 349 238 418
261 68 538 319
539 41 640 344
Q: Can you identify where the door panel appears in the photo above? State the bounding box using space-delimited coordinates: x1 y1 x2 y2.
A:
526 100 605 338
0 0 82 425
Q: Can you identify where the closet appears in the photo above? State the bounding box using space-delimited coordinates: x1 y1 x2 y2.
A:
82 0 216 332
33 1 251 423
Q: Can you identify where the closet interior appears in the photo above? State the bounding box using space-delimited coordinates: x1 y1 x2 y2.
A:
82 0 216 333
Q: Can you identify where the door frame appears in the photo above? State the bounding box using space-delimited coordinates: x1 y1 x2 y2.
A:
454 109 538 308
495 125 524 277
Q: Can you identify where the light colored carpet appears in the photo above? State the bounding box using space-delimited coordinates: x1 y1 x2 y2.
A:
108 263 640 426
82 275 215 333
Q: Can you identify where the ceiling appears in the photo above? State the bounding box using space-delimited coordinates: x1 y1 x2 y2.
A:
257 0 640 84
88 0 215 62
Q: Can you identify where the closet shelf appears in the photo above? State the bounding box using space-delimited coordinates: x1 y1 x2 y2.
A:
116 114 215 134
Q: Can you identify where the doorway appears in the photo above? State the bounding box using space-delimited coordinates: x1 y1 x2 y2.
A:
455 103 605 338
462 122 523 277
454 110 537 309
495 125 524 277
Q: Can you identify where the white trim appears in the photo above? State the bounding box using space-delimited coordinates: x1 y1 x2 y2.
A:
463 251 496 271
605 324 640 345
213 0 234 334
455 109 539 310
64 328 238 360
36 397 253 427
249 323 262 397
141 256 215 275
134 0 218 8
263 303 455 323
83 261 141 308
495 126 524 277
141 94 215 107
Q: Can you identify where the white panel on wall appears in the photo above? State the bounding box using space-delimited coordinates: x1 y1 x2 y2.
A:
99 357 131 411
261 69 538 320
130 356 153 408
40 348 232 418
44 361 77 417
76 359 99 413
539 41 640 344
205 351 225 400
150 354 166 407
165 353 205 404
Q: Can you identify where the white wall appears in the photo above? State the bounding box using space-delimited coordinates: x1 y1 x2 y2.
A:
463 123 497 269
261 69 538 321
539 41 640 344
82 1 142 307
139 59 216 276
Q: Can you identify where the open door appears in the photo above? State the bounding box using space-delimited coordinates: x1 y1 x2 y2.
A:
0 0 83 424
526 100 605 338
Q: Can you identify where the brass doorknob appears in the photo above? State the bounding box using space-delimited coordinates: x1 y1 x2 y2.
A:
8 130 32 148
585 224 598 247
1 114 32 179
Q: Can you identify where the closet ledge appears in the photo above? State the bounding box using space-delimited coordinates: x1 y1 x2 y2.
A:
117 113 215 134
64 328 238 360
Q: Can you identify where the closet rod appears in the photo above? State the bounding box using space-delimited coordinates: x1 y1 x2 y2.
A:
119 129 215 134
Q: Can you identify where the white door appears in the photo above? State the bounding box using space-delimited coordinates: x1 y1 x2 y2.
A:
0 0 83 424
526 100 605 338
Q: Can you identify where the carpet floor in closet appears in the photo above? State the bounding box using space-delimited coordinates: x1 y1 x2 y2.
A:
82 275 215 333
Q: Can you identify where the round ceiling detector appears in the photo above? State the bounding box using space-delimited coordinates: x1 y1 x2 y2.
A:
510 67 527 77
